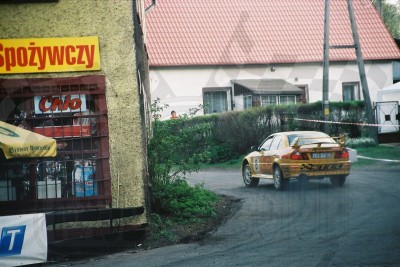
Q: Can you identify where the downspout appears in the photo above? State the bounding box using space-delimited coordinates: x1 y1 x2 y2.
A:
145 0 157 14
376 0 382 17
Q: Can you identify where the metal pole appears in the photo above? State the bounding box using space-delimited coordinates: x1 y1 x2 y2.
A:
347 0 378 142
322 0 331 133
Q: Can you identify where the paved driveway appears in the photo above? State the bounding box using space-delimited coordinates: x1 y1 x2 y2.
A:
53 163 400 267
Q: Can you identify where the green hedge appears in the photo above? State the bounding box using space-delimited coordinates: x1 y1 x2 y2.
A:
152 101 366 163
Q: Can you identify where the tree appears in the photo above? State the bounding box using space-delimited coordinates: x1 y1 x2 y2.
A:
375 0 400 38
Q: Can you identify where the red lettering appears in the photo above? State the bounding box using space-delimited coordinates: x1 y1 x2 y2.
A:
76 45 85 65
65 45 76 65
69 98 82 110
85 45 95 68
5 47 16 71
0 44 4 67
46 46 64 66
16 47 28 67
39 95 82 113
39 96 52 112
51 97 63 111
62 95 71 111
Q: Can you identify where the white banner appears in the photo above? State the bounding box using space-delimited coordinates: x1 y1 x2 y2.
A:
0 213 47 266
34 94 87 114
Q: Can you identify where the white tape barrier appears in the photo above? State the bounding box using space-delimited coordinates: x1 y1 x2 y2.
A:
294 118 400 128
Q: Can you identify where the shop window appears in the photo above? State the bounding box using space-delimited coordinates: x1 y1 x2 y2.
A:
0 75 110 215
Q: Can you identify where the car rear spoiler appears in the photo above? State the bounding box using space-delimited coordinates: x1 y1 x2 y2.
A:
332 134 346 147
291 134 346 149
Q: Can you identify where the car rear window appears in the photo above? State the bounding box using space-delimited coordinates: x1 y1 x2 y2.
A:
288 133 336 146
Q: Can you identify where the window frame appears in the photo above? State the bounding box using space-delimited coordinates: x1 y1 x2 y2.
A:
0 75 111 215
269 135 283 150
294 84 309 103
260 136 274 151
342 82 361 101
279 95 297 104
261 95 278 106
202 87 230 114
243 95 253 109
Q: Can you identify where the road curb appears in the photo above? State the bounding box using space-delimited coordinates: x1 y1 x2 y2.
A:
357 155 400 163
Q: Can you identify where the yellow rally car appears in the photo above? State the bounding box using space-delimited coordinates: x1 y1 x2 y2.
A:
242 131 351 190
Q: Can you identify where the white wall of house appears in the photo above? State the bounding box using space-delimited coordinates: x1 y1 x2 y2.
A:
150 61 393 119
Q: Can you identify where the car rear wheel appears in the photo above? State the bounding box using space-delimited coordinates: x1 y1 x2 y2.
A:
273 166 287 191
330 175 346 187
243 164 259 187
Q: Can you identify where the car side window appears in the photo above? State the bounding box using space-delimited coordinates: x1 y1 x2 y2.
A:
270 136 282 150
260 136 274 151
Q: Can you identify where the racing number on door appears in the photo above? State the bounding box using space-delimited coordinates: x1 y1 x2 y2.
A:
253 157 260 173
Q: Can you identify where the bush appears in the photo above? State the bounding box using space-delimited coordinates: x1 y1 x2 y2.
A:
346 137 377 148
150 101 369 165
148 100 218 221
152 178 218 222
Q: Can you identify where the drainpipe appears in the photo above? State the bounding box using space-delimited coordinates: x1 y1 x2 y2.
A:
376 0 382 17
145 0 157 14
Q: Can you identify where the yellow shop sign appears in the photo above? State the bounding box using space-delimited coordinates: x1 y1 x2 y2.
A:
0 36 100 74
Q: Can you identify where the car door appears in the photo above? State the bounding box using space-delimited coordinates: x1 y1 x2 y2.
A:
256 136 274 174
261 135 283 175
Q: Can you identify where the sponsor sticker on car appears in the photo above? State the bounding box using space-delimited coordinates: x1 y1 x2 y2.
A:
300 163 344 171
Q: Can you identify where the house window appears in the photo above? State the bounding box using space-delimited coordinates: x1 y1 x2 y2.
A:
0 76 111 214
244 95 252 109
296 85 309 103
393 61 400 83
261 95 277 106
279 95 296 104
244 94 297 108
343 82 360 101
203 91 228 114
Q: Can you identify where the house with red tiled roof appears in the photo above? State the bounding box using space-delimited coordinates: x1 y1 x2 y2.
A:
146 0 400 119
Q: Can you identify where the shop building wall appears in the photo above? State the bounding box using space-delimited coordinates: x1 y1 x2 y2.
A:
0 0 148 225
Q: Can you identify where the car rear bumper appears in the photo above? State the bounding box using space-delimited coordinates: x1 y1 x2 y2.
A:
281 162 351 179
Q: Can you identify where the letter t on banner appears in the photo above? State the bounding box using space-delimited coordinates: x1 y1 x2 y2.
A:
0 213 47 266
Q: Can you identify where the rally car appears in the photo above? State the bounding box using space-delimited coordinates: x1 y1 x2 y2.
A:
242 131 351 190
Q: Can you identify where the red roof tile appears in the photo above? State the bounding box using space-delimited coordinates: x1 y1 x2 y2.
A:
146 0 400 67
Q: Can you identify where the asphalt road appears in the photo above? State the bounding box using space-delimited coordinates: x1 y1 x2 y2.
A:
55 162 400 267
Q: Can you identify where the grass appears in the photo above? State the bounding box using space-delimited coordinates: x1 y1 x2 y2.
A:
202 154 244 169
354 145 400 160
351 144 400 168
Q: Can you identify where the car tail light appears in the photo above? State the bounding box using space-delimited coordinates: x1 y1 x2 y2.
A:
282 151 308 160
335 149 349 159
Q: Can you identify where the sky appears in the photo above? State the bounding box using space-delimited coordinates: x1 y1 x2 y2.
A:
385 0 399 5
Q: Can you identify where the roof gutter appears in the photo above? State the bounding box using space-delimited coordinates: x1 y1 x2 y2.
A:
145 0 157 14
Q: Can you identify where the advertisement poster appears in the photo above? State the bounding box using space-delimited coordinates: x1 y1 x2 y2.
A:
0 213 47 266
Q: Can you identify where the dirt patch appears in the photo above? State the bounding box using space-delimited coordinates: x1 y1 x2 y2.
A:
143 195 242 249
